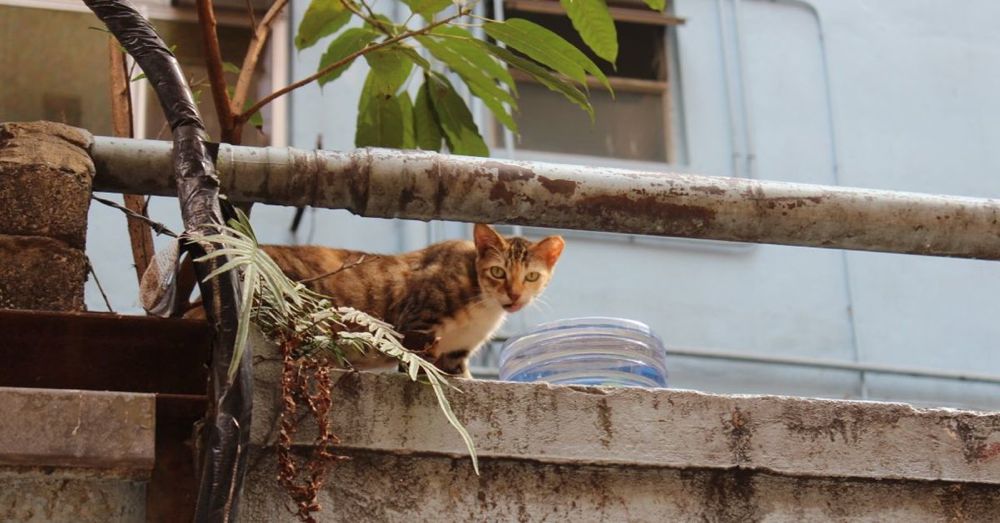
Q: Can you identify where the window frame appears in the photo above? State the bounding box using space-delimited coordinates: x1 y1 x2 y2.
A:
486 0 686 169
0 0 289 146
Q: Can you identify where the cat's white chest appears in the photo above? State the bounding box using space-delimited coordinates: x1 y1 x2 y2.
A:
433 301 506 355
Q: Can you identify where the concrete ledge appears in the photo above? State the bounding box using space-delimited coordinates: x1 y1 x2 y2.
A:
252 361 1000 486
244 450 1000 522
0 387 155 475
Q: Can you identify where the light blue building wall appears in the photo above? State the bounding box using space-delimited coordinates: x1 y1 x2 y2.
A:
84 0 1000 410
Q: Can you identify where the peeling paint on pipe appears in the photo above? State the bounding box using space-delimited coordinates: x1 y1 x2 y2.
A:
91 138 1000 260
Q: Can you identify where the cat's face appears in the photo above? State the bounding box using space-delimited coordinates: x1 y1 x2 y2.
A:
473 224 565 313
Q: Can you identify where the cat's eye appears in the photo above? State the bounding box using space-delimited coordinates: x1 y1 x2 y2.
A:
525 271 541 282
489 266 506 279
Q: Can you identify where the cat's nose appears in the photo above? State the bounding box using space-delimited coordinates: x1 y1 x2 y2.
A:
508 292 521 303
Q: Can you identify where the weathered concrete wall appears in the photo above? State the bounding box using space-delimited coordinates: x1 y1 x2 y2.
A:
244 450 1000 522
0 121 93 311
246 340 1000 522
0 387 154 523
0 469 146 523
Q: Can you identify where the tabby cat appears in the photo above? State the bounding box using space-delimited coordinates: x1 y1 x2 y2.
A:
262 223 565 377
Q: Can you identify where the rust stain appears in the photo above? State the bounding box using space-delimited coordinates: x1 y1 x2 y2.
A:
398 186 417 209
976 442 1000 462
726 408 753 465
482 162 536 206
490 182 519 206
596 398 613 449
950 416 1000 464
482 161 535 183
573 194 717 233
538 176 578 196
690 185 727 195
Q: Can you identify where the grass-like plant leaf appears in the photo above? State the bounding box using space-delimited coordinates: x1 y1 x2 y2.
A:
190 212 480 474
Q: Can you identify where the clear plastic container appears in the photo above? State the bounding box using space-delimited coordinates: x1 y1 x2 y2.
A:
498 317 668 388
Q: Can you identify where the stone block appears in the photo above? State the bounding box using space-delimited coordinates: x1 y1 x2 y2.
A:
0 387 155 473
0 121 94 249
0 469 145 523
0 235 87 311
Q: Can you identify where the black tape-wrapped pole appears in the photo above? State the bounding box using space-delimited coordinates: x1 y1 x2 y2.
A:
84 1 252 520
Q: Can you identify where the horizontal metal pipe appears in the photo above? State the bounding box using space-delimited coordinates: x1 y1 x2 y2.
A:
90 137 1000 259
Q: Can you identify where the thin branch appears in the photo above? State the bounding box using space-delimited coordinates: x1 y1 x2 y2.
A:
298 255 379 284
108 38 157 283
353 0 393 35
244 0 258 29
240 9 468 121
232 0 289 114
195 0 238 142
87 260 115 313
92 195 179 238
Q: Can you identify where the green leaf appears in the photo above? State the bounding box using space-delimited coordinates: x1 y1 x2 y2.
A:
400 0 452 18
222 61 241 74
429 26 516 91
317 28 379 86
248 110 264 130
356 71 406 148
483 42 594 121
413 81 443 151
484 18 611 92
425 73 489 156
643 0 666 11
417 33 517 132
295 0 352 51
560 0 618 63
397 46 433 71
365 13 401 35
229 264 256 381
399 92 415 149
364 46 415 95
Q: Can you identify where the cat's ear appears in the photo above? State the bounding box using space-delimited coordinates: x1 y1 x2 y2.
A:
532 236 565 269
474 223 506 256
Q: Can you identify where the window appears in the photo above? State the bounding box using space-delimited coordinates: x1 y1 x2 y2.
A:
0 0 287 145
489 0 684 163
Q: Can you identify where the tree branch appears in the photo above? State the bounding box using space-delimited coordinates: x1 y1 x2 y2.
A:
195 0 239 142
108 38 157 283
239 9 467 121
232 0 289 117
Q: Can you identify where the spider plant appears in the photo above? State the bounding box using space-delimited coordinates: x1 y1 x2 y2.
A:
189 210 478 474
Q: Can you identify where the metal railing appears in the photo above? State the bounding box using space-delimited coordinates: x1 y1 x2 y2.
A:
88 139 1000 388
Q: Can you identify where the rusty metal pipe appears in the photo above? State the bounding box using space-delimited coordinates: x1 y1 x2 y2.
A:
90 137 1000 260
